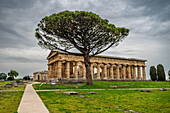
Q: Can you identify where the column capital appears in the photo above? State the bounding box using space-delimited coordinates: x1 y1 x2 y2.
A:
132 64 137 67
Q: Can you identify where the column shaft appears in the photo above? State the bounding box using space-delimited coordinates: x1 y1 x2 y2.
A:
65 61 70 78
57 61 62 78
82 63 86 79
127 65 131 79
137 66 141 80
74 62 78 79
97 63 100 79
122 65 126 79
91 63 94 79
142 66 146 80
110 64 114 79
103 64 107 79
55 62 58 78
115 64 120 79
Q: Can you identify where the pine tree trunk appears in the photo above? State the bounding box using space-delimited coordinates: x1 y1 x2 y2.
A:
84 54 93 85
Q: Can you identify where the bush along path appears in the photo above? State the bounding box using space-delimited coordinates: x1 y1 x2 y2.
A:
17 84 49 113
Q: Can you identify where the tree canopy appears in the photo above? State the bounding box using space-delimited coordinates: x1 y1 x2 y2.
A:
8 70 19 78
35 10 129 85
0 73 7 79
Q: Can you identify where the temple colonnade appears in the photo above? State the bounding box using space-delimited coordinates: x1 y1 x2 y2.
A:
47 51 147 80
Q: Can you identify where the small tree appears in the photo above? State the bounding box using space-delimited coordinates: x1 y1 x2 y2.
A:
150 66 157 81
7 76 14 80
157 64 166 81
8 70 19 79
168 70 170 81
35 10 129 85
0 73 7 79
23 76 30 80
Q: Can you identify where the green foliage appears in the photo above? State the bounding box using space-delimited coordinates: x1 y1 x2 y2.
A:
8 70 19 78
35 10 129 56
157 64 166 81
23 75 30 80
7 76 14 80
0 73 7 79
0 91 23 113
38 89 170 113
150 66 157 81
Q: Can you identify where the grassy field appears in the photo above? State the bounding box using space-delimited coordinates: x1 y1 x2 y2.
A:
0 91 23 113
0 80 26 90
33 81 170 90
38 89 170 113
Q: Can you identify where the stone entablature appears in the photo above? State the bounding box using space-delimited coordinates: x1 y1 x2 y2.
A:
33 70 48 80
47 50 147 80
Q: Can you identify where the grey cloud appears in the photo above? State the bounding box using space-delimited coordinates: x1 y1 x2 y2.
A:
0 55 44 63
130 0 170 22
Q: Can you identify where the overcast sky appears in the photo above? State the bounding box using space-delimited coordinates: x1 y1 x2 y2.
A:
0 0 170 79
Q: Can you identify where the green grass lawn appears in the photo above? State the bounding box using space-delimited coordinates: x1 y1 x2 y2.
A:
0 80 26 90
0 91 23 113
33 81 170 90
38 89 170 113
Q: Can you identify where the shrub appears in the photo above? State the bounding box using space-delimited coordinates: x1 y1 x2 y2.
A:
23 76 30 80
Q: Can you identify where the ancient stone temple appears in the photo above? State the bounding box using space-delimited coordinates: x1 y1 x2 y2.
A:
33 70 48 80
47 50 147 80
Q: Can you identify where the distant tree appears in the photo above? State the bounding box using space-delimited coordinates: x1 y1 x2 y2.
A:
168 70 170 81
23 76 30 80
8 70 19 79
35 10 129 85
0 73 7 79
150 66 157 81
157 64 166 81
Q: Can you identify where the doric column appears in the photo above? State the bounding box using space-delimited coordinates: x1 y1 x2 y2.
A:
51 64 54 78
97 63 100 79
103 64 107 79
70 62 73 78
127 65 131 79
48 65 51 79
101 67 104 79
137 66 141 80
57 61 62 78
55 62 58 78
82 63 86 79
74 62 78 79
91 63 94 79
142 66 146 80
65 61 70 78
110 64 114 79
131 66 133 78
107 68 110 79
122 64 126 79
133 65 136 79
115 64 120 79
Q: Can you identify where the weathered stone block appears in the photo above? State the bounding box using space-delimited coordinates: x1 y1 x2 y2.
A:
62 92 78 95
108 86 118 89
160 88 167 91
87 92 99 94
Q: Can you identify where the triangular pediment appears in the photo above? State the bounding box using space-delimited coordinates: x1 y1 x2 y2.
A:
46 50 62 60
